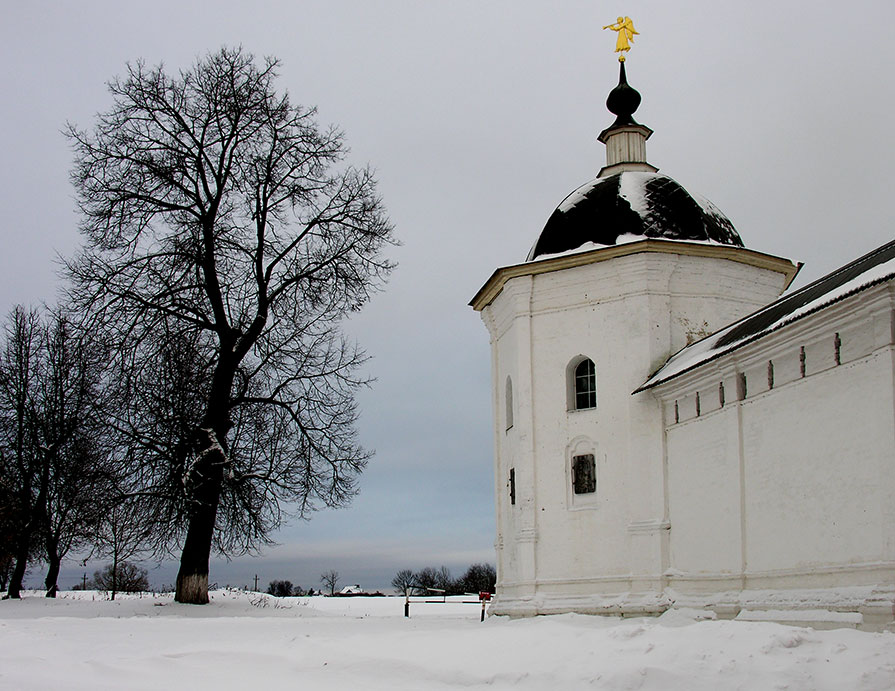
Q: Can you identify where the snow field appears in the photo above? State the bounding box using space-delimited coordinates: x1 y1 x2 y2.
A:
0 591 893 690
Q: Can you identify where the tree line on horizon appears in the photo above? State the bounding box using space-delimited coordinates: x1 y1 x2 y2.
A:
260 564 497 599
0 46 395 604
391 563 496 596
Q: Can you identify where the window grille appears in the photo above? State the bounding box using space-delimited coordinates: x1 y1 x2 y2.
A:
574 359 596 410
572 454 596 494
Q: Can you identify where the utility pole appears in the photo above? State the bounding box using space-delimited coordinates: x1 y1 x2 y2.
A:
82 573 87 590
253 574 259 592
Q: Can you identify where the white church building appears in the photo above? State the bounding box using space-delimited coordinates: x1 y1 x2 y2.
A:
471 62 895 631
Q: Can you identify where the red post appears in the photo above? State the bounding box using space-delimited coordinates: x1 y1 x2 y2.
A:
479 591 491 622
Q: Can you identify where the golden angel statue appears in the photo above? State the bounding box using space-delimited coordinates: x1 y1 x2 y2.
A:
603 16 639 61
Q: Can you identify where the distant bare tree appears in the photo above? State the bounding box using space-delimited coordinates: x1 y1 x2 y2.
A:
266 580 296 597
91 561 149 595
405 564 492 596
0 471 17 591
391 569 415 595
89 497 154 600
35 310 112 597
459 563 496 594
413 567 439 594
0 307 42 599
320 569 340 596
435 565 454 594
0 307 113 598
65 46 394 604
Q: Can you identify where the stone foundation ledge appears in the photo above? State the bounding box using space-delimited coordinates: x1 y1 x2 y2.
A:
489 585 895 632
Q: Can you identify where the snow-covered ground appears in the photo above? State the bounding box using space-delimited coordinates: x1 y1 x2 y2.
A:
1 590 893 690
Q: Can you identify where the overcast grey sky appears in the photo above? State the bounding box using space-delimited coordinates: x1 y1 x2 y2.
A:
2 1 893 591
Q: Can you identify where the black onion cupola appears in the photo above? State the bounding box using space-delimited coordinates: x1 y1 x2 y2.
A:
527 62 743 261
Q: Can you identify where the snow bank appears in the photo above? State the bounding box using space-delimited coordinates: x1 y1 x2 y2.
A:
1 591 893 690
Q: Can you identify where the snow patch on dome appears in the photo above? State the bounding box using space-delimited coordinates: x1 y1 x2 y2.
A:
618 172 651 217
557 179 600 214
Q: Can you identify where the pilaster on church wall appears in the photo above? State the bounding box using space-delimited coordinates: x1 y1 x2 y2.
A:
481 306 508 586
485 275 539 589
882 284 895 559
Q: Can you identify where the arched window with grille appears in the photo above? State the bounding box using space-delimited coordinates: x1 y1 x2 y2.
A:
573 358 596 410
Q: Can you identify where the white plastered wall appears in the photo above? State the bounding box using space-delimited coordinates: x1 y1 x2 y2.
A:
657 286 895 624
480 246 792 614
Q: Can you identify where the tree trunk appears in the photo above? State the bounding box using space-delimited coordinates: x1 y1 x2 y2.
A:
111 554 117 601
6 552 27 599
6 523 32 599
174 428 225 604
44 534 60 597
174 344 235 605
44 557 60 598
175 503 217 604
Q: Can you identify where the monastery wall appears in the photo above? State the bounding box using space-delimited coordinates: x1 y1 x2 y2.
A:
657 285 895 626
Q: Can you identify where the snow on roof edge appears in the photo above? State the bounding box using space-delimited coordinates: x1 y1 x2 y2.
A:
527 235 727 264
636 244 895 393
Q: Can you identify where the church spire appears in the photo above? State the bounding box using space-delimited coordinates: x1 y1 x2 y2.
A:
597 22 657 177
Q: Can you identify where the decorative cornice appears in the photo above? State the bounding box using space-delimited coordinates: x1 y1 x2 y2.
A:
470 240 800 312
598 122 653 145
598 161 658 177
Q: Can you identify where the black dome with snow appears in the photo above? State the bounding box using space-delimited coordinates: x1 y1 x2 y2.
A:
526 171 743 261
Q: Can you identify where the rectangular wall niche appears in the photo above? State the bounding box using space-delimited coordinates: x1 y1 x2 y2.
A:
572 454 596 494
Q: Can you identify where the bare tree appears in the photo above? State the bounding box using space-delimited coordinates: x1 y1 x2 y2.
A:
104 329 209 557
66 47 394 604
0 307 112 598
40 437 109 597
391 568 415 595
435 565 454 594
413 567 439 594
0 470 18 592
35 310 112 597
91 561 149 594
0 308 45 598
89 497 154 600
459 563 496 594
266 579 297 597
320 569 339 596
